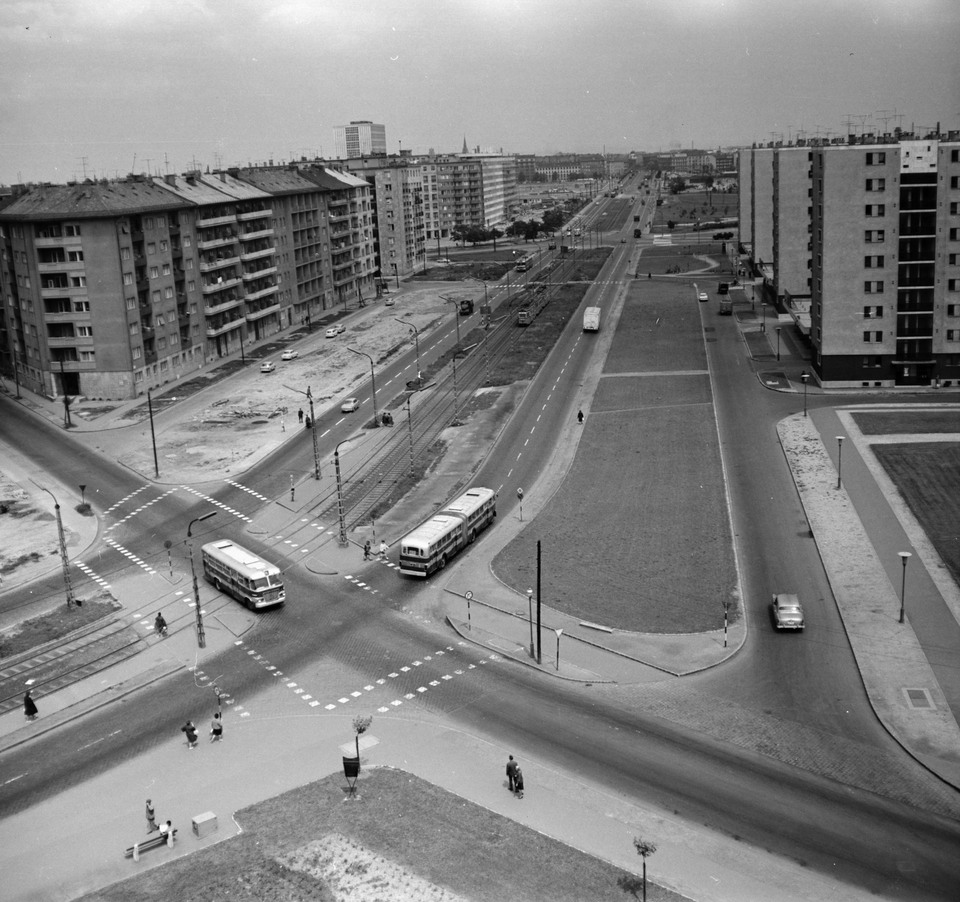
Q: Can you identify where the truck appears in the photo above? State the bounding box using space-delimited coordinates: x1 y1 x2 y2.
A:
718 297 733 315
583 307 601 332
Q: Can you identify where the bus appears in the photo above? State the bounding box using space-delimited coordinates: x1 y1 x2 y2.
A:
515 254 534 272
398 487 497 577
201 539 285 610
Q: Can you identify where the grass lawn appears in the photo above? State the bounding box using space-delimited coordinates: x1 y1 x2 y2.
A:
76 769 688 902
0 594 119 659
871 442 960 585
850 410 960 435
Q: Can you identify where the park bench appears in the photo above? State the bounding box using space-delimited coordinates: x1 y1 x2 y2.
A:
123 828 177 858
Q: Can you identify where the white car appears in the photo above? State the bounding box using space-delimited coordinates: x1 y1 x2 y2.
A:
341 398 360 413
771 593 805 630
384 297 396 307
698 292 708 302
280 349 299 360
259 361 276 374
337 323 346 333
325 327 339 339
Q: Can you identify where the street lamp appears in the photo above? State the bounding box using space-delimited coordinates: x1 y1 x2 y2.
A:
391 262 399 290
35 484 76 609
405 382 435 476
776 326 782 361
800 371 809 417
898 551 912 624
836 436 844 490
146 388 160 478
283 383 321 479
335 435 361 547
348 347 379 426
526 588 534 657
397 318 421 386
440 295 462 425
187 511 217 648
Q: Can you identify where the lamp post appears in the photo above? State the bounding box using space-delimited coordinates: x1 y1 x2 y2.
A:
187 511 217 649
440 296 462 425
776 326 782 361
335 435 361 547
13 347 21 399
836 436 844 490
391 262 399 290
526 588 534 657
283 383 321 478
36 485 76 609
800 371 809 417
397 318 421 386
146 388 160 478
348 348 379 426
898 551 912 624
405 382 435 476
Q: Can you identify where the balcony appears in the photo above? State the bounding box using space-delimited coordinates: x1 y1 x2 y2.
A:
245 284 278 303
199 254 240 273
205 318 243 338
197 234 238 251
196 212 236 229
239 246 275 262
238 207 272 221
242 264 277 281
202 276 242 295
245 302 280 322
239 227 274 241
204 297 242 316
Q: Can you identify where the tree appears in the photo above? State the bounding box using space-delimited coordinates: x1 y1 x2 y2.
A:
352 714 372 759
633 837 657 902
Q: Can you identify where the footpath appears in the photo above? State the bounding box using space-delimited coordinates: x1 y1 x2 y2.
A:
1 282 960 902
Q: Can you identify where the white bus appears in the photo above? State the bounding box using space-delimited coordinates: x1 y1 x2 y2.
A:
398 487 497 577
201 539 285 610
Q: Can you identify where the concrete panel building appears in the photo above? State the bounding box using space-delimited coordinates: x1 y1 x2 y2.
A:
333 121 387 159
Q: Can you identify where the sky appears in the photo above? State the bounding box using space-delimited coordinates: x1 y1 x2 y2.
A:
1 0 958 184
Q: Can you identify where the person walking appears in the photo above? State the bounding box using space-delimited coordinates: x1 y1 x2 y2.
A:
577 409 584 425
145 799 157 833
181 720 198 749
514 766 525 799
506 755 518 793
23 690 38 721
298 407 304 424
363 540 371 561
378 540 388 561
210 712 223 742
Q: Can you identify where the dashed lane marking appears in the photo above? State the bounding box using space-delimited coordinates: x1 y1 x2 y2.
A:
104 537 157 575
224 479 270 503
180 486 251 523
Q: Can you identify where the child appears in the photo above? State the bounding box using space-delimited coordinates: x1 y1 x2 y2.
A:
514 767 524 799
210 712 223 742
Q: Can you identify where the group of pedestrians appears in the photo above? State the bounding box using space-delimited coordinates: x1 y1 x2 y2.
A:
363 540 389 562
181 713 223 749
144 799 174 841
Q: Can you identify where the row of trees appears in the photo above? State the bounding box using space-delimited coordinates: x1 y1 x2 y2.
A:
450 204 574 246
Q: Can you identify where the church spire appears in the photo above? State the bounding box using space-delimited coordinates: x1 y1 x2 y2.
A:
462 135 468 154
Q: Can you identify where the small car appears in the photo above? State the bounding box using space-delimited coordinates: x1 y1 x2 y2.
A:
698 291 708 302
340 398 360 413
280 349 299 361
336 323 346 333
259 361 276 374
771 593 805 630
325 327 339 338
384 297 396 306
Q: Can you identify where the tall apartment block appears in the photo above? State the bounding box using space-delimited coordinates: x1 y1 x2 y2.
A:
333 121 387 159
811 134 960 388
0 165 375 400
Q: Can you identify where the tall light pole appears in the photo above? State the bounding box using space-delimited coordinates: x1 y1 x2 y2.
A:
898 551 912 624
146 388 159 478
836 436 844 490
283 383 320 478
440 295 462 425
405 382 435 476
391 262 399 290
800 371 809 417
397 318 421 386
348 347 379 426
334 435 360 547
776 326 782 361
36 485 76 609
526 587 534 657
187 511 217 649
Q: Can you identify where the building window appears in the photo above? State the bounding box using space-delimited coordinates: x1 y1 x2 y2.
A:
866 152 886 165
158 338 167 350
121 247 131 260
947 304 959 316
134 371 144 383
123 272 134 285
126 296 136 310
865 178 886 191
863 330 883 343
133 346 142 360
164 286 174 299
64 224 81 236
149 266 159 279
865 204 886 217
130 323 138 335
68 250 84 262
864 255 885 268
74 300 90 311
160 240 169 252
152 290 161 303
865 229 885 243
71 275 86 287
185 259 193 270
155 314 165 326
864 281 884 293
79 350 95 362
147 242 156 255
949 279 959 291
77 325 93 337
162 263 171 275
862 355 882 368
948 330 960 341
863 306 883 319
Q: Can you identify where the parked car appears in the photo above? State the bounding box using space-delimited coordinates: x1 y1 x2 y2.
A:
336 323 346 333
698 291 708 302
384 297 396 306
259 361 276 374
325 327 339 338
340 398 360 413
771 593 805 630
280 349 299 361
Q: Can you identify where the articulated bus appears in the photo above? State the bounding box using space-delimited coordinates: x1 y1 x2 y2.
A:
398 487 497 577
201 539 285 610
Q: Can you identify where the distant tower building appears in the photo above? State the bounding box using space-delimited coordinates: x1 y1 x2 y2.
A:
333 121 387 158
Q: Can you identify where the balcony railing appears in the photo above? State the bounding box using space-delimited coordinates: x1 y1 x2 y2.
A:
239 227 274 241
237 207 272 221
245 284 278 302
204 297 242 316
196 212 236 229
239 246 275 262
197 234 238 251
202 276 242 295
199 255 240 273
245 302 281 322
205 318 244 338
242 265 278 281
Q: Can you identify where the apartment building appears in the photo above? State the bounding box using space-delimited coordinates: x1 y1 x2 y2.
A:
333 121 387 159
772 146 813 306
809 133 960 387
0 164 376 399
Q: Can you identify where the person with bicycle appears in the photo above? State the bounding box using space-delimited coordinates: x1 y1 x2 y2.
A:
154 611 168 638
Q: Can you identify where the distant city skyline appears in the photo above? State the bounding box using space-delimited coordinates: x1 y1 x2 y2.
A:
2 0 958 184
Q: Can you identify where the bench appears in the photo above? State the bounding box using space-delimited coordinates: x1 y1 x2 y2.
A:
124 828 177 858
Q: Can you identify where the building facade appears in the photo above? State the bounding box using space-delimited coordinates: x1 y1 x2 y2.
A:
333 121 387 159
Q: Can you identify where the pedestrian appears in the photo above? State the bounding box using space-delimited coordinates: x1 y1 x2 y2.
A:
378 540 388 561
159 820 175 846
145 799 157 833
577 409 584 425
298 407 304 424
281 415 285 432
181 720 198 749
210 712 223 742
23 690 38 721
514 766 525 799
506 754 518 793
363 540 371 561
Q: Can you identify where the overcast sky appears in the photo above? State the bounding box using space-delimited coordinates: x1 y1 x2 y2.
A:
2 0 958 184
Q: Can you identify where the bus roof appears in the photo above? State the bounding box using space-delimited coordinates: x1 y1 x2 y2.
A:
202 540 279 574
441 487 496 517
401 514 463 549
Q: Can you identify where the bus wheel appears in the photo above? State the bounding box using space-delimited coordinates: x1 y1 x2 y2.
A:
467 530 475 544
214 578 223 593
439 554 447 569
